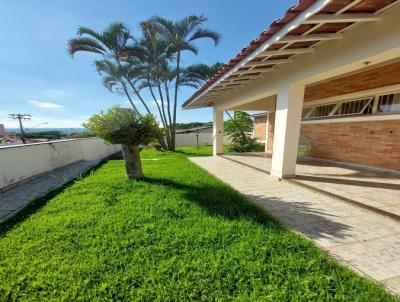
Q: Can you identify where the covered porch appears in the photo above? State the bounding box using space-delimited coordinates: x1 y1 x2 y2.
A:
183 0 400 179
220 152 400 220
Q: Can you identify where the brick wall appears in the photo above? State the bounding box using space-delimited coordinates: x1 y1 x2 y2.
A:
267 113 275 152
301 120 400 170
304 61 400 102
255 116 400 170
254 113 275 152
253 115 266 141
252 61 400 170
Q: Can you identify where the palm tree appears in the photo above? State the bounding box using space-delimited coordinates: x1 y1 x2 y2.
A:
68 18 222 151
146 15 221 150
68 22 151 113
126 24 174 147
182 62 225 83
94 59 140 113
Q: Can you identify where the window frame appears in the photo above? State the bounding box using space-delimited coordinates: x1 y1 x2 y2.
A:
302 88 400 121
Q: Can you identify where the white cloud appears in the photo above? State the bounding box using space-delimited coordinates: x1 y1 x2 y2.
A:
29 100 63 109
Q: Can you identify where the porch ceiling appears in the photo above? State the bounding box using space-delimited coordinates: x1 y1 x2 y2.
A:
228 95 276 111
183 0 400 110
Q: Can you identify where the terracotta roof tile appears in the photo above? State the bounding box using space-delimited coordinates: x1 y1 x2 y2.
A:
183 0 398 108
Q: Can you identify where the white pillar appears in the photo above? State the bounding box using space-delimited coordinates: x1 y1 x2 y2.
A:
264 112 270 153
271 83 305 179
213 108 224 156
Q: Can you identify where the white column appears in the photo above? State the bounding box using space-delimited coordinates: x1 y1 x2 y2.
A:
264 112 270 153
271 83 305 179
213 108 224 156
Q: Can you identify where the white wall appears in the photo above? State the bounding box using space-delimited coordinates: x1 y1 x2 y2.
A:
175 132 231 147
0 138 121 190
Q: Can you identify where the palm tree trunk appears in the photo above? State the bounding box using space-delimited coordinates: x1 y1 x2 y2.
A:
147 80 171 148
163 81 173 133
157 83 173 150
114 59 151 114
121 83 140 115
125 79 151 114
122 144 143 180
171 50 181 151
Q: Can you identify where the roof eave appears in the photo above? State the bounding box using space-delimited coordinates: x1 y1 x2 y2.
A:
183 0 332 110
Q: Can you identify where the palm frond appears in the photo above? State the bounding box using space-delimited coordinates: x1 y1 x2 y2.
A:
179 15 206 35
147 16 174 36
189 28 221 45
68 37 106 57
77 27 103 41
102 75 119 92
178 41 198 55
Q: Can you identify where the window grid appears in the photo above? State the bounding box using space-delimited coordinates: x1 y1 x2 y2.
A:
302 91 400 121
378 93 400 113
333 98 373 117
306 103 336 119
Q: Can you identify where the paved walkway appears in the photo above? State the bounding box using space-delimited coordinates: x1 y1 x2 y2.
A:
221 153 400 219
190 156 400 296
0 160 99 223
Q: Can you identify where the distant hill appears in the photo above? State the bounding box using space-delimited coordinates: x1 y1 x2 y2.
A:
174 122 211 130
7 128 86 134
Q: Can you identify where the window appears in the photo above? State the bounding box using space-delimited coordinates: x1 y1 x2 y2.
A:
378 93 400 113
301 107 313 119
306 103 336 119
333 97 373 117
302 90 400 121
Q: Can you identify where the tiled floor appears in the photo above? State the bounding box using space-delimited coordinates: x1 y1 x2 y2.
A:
221 153 400 217
0 160 99 223
190 156 400 296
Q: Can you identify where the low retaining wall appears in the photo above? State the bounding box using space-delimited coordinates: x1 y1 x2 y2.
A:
0 138 121 190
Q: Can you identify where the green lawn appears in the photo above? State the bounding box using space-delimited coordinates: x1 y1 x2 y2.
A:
0 147 396 301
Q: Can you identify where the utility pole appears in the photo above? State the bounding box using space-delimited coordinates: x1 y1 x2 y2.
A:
9 113 31 144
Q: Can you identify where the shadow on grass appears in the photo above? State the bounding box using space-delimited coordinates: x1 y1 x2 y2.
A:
0 162 107 236
144 176 352 241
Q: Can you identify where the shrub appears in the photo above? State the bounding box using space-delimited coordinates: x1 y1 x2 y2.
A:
84 106 160 180
224 111 263 152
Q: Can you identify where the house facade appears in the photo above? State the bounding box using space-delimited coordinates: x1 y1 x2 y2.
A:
253 60 400 170
183 0 400 178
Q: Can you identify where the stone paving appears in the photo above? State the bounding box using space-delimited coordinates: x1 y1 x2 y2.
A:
190 156 400 296
221 152 400 218
0 160 99 223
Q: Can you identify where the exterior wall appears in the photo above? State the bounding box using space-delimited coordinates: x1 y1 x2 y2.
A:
175 133 231 147
267 113 275 152
254 113 275 152
0 138 121 190
301 120 400 170
302 61 400 170
256 115 400 170
304 61 400 102
252 61 400 170
253 115 267 141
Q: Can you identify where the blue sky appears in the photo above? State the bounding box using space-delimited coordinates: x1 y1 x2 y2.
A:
0 0 296 129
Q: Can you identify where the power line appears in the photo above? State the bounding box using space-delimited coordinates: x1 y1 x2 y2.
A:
9 113 31 144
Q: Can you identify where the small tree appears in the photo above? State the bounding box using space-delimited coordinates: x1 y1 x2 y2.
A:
84 106 160 180
224 111 263 152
